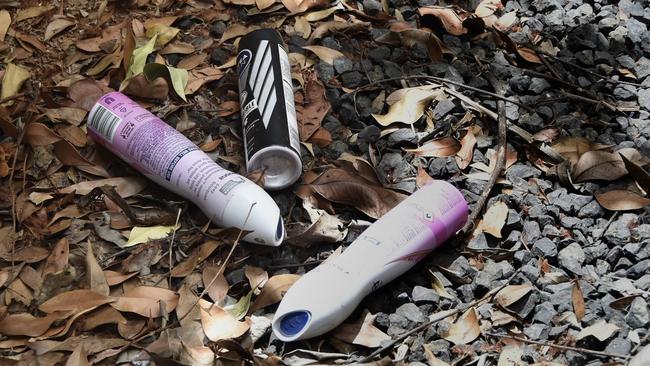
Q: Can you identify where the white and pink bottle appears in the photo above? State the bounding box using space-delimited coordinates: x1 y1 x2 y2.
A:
272 180 468 341
87 92 285 246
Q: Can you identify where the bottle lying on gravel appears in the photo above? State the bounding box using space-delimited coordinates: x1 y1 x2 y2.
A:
272 180 468 341
87 92 285 246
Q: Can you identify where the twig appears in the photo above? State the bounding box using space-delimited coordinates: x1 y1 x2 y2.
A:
484 332 630 360
349 75 533 112
168 208 182 284
460 71 507 235
359 268 522 363
0 93 27 105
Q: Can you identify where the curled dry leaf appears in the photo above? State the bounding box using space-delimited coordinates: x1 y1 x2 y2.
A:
516 47 542 64
15 5 55 22
250 274 301 312
620 153 650 194
595 190 650 211
203 266 230 303
104 270 138 286
418 7 468 36
550 137 612 165
200 305 251 341
287 199 347 247
572 280 585 321
0 10 10 42
332 310 391 348
86 243 109 296
1 63 30 106
442 307 480 345
41 237 69 277
373 86 443 126
111 286 179 317
60 177 147 198
302 45 344 65
245 265 268 291
455 129 477 170
404 136 461 158
309 21 370 42
125 225 179 247
44 19 75 41
39 289 113 314
416 166 435 188
296 76 331 141
576 320 619 341
0 312 69 337
80 306 127 331
171 241 220 277
474 0 501 27
495 284 533 308
65 344 90 366
282 0 329 14
476 201 508 238
572 150 627 182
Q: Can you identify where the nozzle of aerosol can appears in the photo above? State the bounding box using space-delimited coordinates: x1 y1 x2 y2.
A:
87 92 285 246
272 180 468 340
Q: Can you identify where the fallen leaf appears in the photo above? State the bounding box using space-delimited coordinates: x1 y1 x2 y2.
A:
104 270 138 286
455 129 477 170
80 306 127 331
418 7 468 35
576 320 619 341
595 190 650 211
111 286 179 317
474 0 501 26
86 243 109 296
15 5 55 22
373 86 443 126
0 10 10 42
60 177 147 198
171 241 219 277
497 345 524 366
416 166 435 187
0 312 68 337
516 47 542 64
572 151 627 182
126 225 179 247
250 274 301 312
178 53 208 70
44 19 75 41
219 24 253 44
332 310 391 348
550 137 611 165
143 62 188 101
443 307 480 345
145 24 180 48
429 270 454 299
294 16 311 38
304 6 338 21
1 63 30 106
256 0 276 10
620 153 650 194
225 289 254 320
572 280 585 322
423 343 451 365
245 265 268 291
282 0 329 14
286 199 347 246
202 266 229 304
65 344 90 366
494 11 518 32
532 127 560 143
39 289 113 313
495 284 533 308
477 201 508 238
200 305 250 341
302 45 344 65
41 238 69 277
404 137 461 157
309 21 370 42
296 77 331 141
121 34 158 90
186 66 225 94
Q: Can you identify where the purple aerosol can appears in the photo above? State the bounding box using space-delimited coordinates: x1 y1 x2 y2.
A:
236 29 302 190
272 180 468 340
87 92 285 246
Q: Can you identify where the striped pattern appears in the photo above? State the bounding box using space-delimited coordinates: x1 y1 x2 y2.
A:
248 40 277 129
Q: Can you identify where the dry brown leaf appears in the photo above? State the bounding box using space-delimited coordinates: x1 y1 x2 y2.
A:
497 345 524 366
245 265 268 291
532 127 560 143
442 307 480 345
296 77 331 141
0 312 68 337
595 190 650 211
495 284 533 308
423 343 451 365
416 166 435 187
576 321 619 341
250 274 300 312
282 0 329 14
60 177 147 198
309 21 370 41
200 305 250 341
572 151 627 182
44 19 75 41
16 5 55 22
1 63 30 106
286 199 347 246
256 0 277 10
620 153 650 194
0 10 11 42
455 129 477 170
294 16 311 38
475 0 501 25
332 310 391 348
550 137 612 165
219 24 253 44
516 47 542 64
309 127 332 147
41 238 69 277
477 201 508 238
160 42 195 55
203 266 229 303
171 241 220 277
418 7 468 35
572 280 585 322
111 286 179 317
86 243 109 296
373 86 442 126
65 344 90 366
186 67 225 94
104 270 138 286
178 53 208 70
39 289 113 313
302 45 343 65
80 306 127 331
404 137 460 157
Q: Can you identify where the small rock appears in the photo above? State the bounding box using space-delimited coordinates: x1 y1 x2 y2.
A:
209 21 227 36
533 302 557 324
210 48 229 65
362 0 382 15
529 78 551 94
625 297 649 328
340 71 365 88
523 221 542 243
412 286 439 304
605 213 637 245
432 99 455 120
558 242 586 274
532 237 558 258
468 232 489 250
524 323 550 340
358 125 381 143
578 200 605 218
509 75 531 93
333 58 354 74
626 18 647 43
396 303 426 323
605 338 632 356
506 164 541 181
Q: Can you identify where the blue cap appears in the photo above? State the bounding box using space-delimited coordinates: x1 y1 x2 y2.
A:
279 311 310 337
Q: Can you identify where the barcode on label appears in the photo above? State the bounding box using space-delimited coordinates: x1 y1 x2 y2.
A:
89 104 121 142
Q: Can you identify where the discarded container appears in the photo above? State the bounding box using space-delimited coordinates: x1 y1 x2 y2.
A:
87 92 285 246
272 180 468 341
236 29 302 190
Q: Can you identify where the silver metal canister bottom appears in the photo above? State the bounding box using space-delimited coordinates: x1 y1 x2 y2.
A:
248 145 302 190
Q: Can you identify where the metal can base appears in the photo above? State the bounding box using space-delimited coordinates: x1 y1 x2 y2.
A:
249 145 302 190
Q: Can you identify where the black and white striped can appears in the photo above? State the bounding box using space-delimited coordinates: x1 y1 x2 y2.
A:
236 29 301 190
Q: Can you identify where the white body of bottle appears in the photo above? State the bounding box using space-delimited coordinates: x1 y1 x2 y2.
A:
87 92 285 246
272 180 468 340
